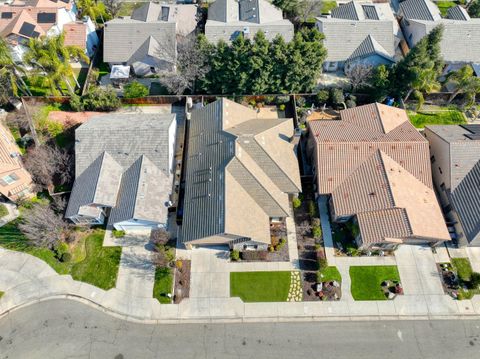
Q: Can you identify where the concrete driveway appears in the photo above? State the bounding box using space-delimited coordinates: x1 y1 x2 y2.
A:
395 245 444 295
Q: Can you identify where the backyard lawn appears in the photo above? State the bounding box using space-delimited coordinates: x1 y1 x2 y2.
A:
230 271 291 302
153 267 173 304
350 266 400 301
0 223 121 290
322 1 337 14
436 1 457 16
318 266 342 283
407 107 466 128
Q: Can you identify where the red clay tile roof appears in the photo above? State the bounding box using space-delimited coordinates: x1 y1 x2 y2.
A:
63 22 86 48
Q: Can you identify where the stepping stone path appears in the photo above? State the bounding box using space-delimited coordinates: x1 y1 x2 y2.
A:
287 271 303 302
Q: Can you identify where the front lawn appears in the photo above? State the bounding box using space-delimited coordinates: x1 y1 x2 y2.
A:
350 266 400 301
0 223 121 290
451 258 480 299
230 271 292 302
0 204 8 218
153 267 173 304
318 266 342 283
407 107 466 128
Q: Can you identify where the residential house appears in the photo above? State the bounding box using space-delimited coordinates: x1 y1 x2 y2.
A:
103 2 198 77
424 125 480 247
316 1 401 72
308 103 450 249
181 98 301 250
399 0 480 66
0 0 98 61
205 0 294 44
0 121 33 201
65 113 177 232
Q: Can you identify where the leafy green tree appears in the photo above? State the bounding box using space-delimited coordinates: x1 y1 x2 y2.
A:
0 38 31 97
76 0 107 23
248 32 272 94
272 0 300 19
446 65 480 105
367 64 391 101
269 36 290 93
468 0 480 18
123 81 149 98
80 86 120 111
24 34 88 95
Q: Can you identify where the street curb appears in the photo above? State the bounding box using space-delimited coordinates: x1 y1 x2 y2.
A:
2 294 480 325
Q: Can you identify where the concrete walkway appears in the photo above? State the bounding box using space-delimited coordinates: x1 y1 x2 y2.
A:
0 202 19 227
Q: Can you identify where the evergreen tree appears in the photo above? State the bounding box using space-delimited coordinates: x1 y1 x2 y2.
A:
468 0 480 18
248 32 272 94
269 36 290 93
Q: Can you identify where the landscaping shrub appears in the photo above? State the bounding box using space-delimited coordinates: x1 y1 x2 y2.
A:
268 245 274 252
318 257 328 271
308 200 317 218
54 241 69 260
240 250 268 261
230 249 240 261
61 252 72 262
112 229 125 238
312 225 321 239
292 196 302 209
123 81 149 98
329 88 345 106
279 104 286 111
295 96 306 108
469 272 480 289
275 238 287 251
0 204 8 218
276 95 290 104
316 89 329 104
81 86 121 112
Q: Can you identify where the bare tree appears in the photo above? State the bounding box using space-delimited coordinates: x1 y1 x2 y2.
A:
103 0 122 18
24 145 73 190
296 0 323 23
345 64 373 91
159 35 210 95
18 202 73 249
151 228 171 246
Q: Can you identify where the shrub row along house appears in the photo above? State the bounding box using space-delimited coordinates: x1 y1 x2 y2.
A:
308 103 450 250
425 125 480 247
65 114 176 231
180 99 301 250
0 0 98 61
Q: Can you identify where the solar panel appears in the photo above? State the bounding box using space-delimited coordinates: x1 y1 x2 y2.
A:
37 12 56 23
19 22 36 38
1 12 13 19
32 31 40 38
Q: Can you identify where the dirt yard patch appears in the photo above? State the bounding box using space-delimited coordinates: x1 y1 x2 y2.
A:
48 111 104 126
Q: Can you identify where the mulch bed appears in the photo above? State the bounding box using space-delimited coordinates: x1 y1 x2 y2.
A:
173 260 191 304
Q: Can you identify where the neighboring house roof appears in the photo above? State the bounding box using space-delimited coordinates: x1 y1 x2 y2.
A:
309 103 450 245
425 125 480 243
63 21 86 49
131 2 198 36
66 113 176 226
181 98 301 245
400 0 480 63
316 1 398 62
399 0 441 21
205 0 294 43
0 122 33 201
103 18 176 65
345 34 394 66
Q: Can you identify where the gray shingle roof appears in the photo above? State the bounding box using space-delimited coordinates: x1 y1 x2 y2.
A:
74 114 175 176
399 0 441 21
345 34 394 65
447 5 470 21
67 114 175 226
103 18 176 64
65 152 123 218
205 0 293 43
331 1 360 20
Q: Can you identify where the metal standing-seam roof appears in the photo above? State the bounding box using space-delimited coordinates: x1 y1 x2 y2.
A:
447 5 471 21
181 98 301 245
309 103 450 245
399 0 441 21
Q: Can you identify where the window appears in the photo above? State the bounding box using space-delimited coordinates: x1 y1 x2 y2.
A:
1 173 19 185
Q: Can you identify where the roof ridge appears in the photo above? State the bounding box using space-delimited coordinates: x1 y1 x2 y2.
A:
228 157 288 217
376 150 397 207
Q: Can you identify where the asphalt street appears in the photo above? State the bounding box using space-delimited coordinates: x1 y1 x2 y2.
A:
0 299 480 359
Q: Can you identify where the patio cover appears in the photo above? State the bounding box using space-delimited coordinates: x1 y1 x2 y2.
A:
110 65 130 79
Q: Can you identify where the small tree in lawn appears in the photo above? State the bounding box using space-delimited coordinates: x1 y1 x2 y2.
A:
123 81 149 98
446 65 480 105
19 202 73 249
